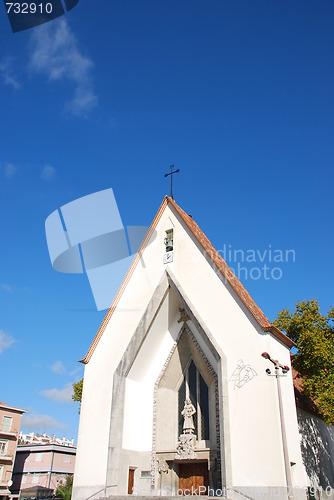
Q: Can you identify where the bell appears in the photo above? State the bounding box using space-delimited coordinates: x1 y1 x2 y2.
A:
164 230 173 252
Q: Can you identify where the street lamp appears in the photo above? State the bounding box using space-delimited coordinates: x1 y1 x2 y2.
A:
261 352 294 500
261 352 290 374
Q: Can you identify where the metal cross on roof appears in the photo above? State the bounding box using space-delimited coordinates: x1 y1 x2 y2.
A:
164 164 180 199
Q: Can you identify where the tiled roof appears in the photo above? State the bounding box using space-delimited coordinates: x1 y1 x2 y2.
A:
168 197 294 348
292 364 319 417
0 401 27 413
81 196 293 364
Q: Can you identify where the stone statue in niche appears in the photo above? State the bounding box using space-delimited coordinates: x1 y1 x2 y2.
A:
181 398 196 434
175 399 197 459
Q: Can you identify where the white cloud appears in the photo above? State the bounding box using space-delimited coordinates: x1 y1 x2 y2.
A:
0 57 20 90
0 330 15 354
65 86 98 117
51 360 66 375
1 283 30 293
29 19 97 117
21 413 66 431
3 162 17 179
41 164 56 181
41 383 73 403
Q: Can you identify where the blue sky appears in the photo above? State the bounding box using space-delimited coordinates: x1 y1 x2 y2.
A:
0 0 333 442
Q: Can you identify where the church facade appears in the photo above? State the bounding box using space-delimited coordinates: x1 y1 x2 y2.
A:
72 197 308 499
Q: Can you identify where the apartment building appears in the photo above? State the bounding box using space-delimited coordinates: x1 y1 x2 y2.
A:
11 443 76 499
0 402 26 500
18 433 75 447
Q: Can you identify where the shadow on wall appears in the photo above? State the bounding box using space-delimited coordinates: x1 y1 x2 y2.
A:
298 408 334 489
11 450 30 493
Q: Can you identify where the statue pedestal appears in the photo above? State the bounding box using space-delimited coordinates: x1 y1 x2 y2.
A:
175 433 197 459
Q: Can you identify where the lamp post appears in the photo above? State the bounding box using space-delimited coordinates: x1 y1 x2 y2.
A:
261 352 294 500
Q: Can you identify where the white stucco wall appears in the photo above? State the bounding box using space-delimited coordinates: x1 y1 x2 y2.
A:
73 201 308 499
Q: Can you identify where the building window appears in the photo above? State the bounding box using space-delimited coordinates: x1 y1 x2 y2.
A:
22 474 27 484
32 474 40 484
140 471 151 479
178 360 210 441
63 454 70 463
2 416 12 432
0 440 8 455
0 465 3 481
35 453 42 462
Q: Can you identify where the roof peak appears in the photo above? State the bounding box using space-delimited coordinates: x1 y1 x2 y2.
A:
81 196 293 363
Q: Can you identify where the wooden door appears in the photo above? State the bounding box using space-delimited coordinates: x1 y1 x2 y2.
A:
128 468 135 494
179 462 209 495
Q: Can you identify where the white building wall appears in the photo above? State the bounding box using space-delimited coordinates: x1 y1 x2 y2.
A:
123 289 183 451
73 202 308 499
168 205 306 489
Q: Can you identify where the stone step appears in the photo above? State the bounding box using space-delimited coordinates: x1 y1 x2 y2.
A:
96 496 240 500
97 497 230 500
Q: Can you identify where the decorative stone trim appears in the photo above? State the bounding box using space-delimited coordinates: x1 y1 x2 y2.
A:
151 328 181 488
178 308 190 323
151 323 222 490
175 434 197 459
186 326 221 489
157 460 169 474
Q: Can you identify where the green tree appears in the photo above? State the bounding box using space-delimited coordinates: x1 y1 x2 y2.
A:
56 475 73 500
274 299 334 425
72 379 83 413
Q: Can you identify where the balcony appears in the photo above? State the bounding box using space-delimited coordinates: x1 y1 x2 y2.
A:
0 454 13 463
0 484 11 496
0 428 18 438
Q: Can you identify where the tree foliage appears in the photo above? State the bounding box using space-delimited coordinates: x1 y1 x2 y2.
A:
56 475 73 500
72 379 83 413
274 299 334 425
